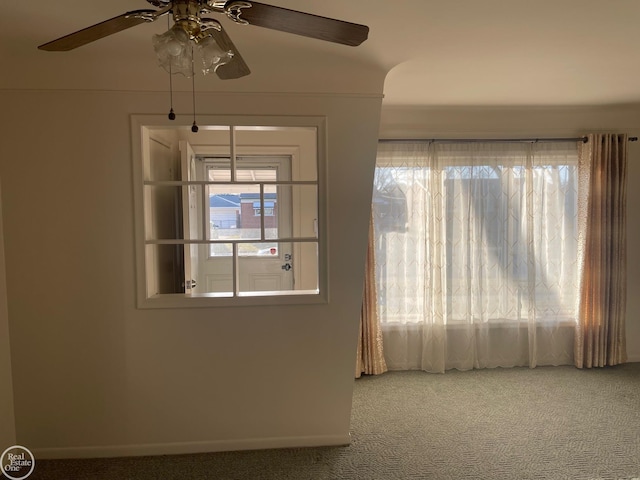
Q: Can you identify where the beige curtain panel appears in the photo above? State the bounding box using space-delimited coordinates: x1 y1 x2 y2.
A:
575 134 628 368
356 213 387 378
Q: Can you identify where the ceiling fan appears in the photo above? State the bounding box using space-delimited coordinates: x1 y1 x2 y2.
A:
37 0 370 80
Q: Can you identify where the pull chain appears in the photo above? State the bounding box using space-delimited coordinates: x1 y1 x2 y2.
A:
167 15 175 120
191 44 198 133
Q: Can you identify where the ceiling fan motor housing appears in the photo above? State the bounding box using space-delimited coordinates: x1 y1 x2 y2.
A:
171 0 205 38
144 0 230 13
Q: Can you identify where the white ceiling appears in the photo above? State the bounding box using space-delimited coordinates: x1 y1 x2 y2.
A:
2 0 640 107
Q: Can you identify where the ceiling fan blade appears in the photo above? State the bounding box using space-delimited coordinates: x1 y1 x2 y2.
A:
206 25 251 79
227 1 369 46
38 8 168 51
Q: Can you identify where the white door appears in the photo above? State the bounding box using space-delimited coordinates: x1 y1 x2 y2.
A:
199 156 294 294
180 140 201 294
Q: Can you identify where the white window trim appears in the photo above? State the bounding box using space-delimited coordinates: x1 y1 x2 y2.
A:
131 114 328 309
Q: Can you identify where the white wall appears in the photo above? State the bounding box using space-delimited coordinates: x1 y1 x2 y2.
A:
0 90 382 458
379 104 640 362
0 179 16 449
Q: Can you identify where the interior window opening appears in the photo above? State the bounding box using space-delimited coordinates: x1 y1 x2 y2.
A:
134 120 325 308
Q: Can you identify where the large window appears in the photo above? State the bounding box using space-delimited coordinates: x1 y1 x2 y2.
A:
132 117 326 308
373 141 579 325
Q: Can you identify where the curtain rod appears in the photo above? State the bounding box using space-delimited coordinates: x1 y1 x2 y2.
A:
379 136 638 144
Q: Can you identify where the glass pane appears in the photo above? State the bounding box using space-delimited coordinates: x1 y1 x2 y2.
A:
206 159 231 182
262 184 280 240
296 242 319 292
146 131 178 181
144 185 203 240
234 126 318 181
292 184 318 238
260 184 318 240
209 242 233 257
208 182 261 243
198 125 231 158
145 244 185 295
193 247 234 295
238 242 280 257
237 241 319 295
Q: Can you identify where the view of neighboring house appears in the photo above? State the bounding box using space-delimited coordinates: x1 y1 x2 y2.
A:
209 194 241 228
209 193 278 229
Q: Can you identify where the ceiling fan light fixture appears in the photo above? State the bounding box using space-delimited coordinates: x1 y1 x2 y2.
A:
198 35 233 74
152 24 193 76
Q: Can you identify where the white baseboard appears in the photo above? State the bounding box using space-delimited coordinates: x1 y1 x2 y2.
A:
31 434 352 460
627 353 640 363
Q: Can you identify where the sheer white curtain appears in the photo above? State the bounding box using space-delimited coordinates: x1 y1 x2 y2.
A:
373 141 580 373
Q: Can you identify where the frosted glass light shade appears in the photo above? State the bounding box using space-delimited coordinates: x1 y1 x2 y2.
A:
152 25 194 77
198 36 234 74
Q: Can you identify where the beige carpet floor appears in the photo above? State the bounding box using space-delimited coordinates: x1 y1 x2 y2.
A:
31 363 640 479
